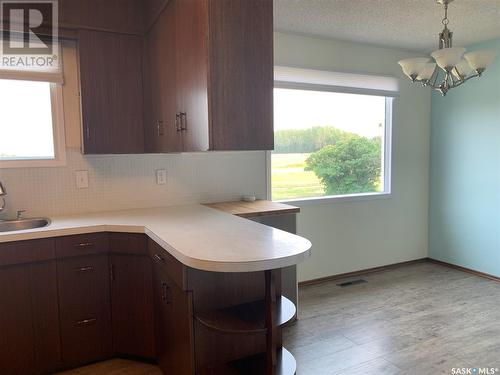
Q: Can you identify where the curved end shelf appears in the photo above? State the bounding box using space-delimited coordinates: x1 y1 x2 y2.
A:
277 295 297 327
195 296 296 334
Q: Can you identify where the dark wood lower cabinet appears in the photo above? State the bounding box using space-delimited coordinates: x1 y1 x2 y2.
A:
152 255 195 374
57 254 113 367
149 240 296 375
0 263 37 375
30 261 64 373
110 254 155 358
0 258 61 375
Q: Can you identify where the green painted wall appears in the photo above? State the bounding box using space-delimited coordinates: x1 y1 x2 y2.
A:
429 39 500 276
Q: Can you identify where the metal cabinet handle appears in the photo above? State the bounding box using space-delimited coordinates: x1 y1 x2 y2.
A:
154 254 165 263
73 242 94 248
161 282 171 304
180 112 187 131
175 113 182 132
76 318 97 326
157 120 164 136
110 264 115 281
76 266 94 273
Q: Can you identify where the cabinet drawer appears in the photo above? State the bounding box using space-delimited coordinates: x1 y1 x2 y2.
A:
108 232 147 255
57 255 111 320
0 239 55 266
59 314 112 366
148 238 186 290
57 254 112 366
55 233 108 258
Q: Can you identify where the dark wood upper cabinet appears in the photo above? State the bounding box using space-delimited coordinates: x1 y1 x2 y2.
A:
143 0 274 153
78 30 145 154
143 0 210 153
175 0 210 152
208 0 274 151
62 0 272 153
143 1 183 153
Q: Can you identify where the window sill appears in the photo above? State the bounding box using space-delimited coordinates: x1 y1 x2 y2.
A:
275 192 392 206
0 158 66 169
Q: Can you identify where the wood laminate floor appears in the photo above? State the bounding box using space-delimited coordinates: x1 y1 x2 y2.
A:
54 359 162 375
56 262 500 375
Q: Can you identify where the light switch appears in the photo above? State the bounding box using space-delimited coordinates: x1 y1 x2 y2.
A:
75 170 89 189
156 169 167 185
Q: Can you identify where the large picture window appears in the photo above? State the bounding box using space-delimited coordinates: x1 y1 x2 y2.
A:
270 67 396 202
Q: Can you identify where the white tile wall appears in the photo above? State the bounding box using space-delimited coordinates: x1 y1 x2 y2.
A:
0 149 267 218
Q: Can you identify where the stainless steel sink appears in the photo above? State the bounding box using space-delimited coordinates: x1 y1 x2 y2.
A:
0 218 51 232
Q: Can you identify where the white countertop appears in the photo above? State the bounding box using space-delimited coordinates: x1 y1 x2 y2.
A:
0 205 312 272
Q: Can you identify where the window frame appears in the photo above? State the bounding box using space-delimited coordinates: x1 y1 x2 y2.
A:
267 84 393 205
0 82 66 169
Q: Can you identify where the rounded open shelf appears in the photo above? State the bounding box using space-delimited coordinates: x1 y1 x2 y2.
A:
195 296 296 334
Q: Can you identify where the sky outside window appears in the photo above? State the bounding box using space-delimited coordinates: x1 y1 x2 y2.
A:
0 79 55 160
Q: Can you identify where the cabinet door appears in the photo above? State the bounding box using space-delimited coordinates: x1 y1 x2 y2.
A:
144 1 183 153
175 0 210 152
0 265 36 375
31 261 63 373
0 261 61 375
208 0 274 150
110 254 155 358
79 30 145 154
58 254 112 366
153 262 195 375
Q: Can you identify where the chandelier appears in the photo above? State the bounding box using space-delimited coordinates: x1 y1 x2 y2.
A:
398 0 496 96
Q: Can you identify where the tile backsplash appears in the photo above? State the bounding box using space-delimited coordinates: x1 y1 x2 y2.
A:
0 149 267 218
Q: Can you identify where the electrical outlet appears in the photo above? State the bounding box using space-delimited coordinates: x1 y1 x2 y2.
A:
75 170 89 189
156 169 167 185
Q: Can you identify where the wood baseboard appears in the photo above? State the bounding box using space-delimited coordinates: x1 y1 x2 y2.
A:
298 258 428 287
298 258 500 287
426 258 500 282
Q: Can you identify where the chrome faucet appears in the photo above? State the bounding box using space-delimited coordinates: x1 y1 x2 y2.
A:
0 181 6 213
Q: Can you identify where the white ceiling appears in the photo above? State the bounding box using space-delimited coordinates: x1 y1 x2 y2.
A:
274 0 500 52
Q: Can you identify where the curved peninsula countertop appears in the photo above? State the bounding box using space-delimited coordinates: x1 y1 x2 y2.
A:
0 205 312 272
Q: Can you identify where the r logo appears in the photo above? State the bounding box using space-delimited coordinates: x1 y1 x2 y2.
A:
1 0 57 55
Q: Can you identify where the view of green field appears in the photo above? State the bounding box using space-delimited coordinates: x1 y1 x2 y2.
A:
271 153 325 201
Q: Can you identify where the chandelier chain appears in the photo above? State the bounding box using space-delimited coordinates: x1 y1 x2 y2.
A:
442 3 449 26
